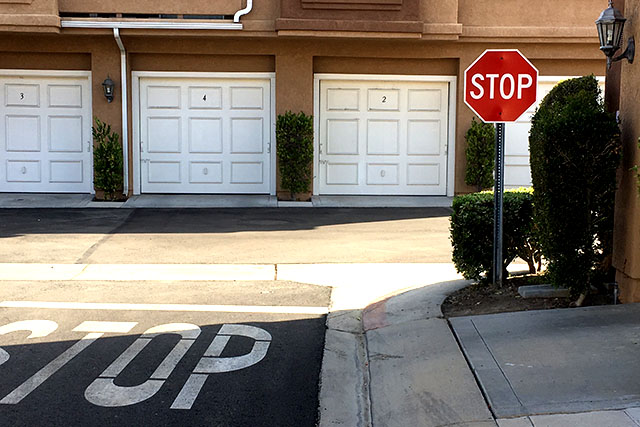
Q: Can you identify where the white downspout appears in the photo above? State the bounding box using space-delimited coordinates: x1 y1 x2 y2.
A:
233 0 253 23
113 28 129 196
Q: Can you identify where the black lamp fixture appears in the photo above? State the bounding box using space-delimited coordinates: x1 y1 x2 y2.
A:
596 0 635 69
102 76 115 103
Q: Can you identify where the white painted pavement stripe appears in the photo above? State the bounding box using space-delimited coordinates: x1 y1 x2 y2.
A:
0 301 329 315
0 332 103 405
0 263 275 281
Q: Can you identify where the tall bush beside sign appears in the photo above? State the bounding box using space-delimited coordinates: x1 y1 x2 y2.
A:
464 118 495 192
276 111 314 200
529 76 621 297
92 117 123 201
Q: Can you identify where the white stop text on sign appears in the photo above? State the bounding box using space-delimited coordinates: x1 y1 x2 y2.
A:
469 73 534 100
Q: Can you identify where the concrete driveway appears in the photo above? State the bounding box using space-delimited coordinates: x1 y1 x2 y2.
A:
0 208 452 264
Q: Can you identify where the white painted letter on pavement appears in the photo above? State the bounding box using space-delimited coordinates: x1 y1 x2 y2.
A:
85 323 201 407
0 320 59 366
171 324 272 410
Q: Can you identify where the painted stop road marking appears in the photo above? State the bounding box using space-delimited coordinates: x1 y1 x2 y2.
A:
0 315 276 410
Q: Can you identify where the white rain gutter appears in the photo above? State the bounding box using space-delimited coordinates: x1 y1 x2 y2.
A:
60 21 243 30
60 2 254 196
113 28 129 196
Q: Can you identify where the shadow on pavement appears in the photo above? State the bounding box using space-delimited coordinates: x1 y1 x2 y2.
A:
0 207 451 238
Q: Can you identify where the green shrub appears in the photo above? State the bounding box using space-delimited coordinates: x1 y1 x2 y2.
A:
450 188 541 281
529 75 621 294
276 111 314 199
464 118 495 191
92 117 123 200
633 138 640 197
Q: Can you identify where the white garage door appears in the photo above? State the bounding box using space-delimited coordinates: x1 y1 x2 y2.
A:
138 75 273 194
504 77 605 188
0 72 92 193
317 78 450 196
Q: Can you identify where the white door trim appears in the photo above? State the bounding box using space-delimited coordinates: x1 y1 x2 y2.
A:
0 70 91 79
0 69 94 194
313 74 457 197
131 71 276 196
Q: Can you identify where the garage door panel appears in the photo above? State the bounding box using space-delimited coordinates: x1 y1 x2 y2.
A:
319 79 449 196
6 84 40 107
326 163 359 185
147 161 181 183
230 118 263 154
6 160 41 183
48 85 82 108
407 163 440 186
49 160 83 183
188 87 222 110
189 161 223 184
147 86 181 109
230 87 264 110
139 76 272 194
230 162 263 184
188 118 222 153
327 119 359 155
49 116 83 152
505 165 531 188
367 120 400 155
148 117 181 153
408 89 442 112
327 88 360 111
368 89 399 111
407 120 441 156
367 163 399 185
6 115 41 152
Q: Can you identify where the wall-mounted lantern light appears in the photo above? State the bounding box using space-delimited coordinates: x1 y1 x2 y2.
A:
596 0 635 69
102 76 115 103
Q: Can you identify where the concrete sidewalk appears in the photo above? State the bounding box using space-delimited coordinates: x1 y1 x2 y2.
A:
319 274 640 427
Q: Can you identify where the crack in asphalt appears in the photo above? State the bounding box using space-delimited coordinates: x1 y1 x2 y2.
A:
75 209 136 264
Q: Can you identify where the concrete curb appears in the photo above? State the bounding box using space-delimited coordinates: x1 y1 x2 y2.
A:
317 277 501 427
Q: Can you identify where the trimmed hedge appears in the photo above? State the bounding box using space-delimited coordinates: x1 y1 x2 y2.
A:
276 111 314 199
450 188 540 281
529 75 621 294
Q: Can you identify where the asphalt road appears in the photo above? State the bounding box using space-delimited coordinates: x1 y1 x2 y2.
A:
0 208 453 264
0 281 330 427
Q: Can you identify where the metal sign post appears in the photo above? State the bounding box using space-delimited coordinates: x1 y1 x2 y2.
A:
493 123 505 286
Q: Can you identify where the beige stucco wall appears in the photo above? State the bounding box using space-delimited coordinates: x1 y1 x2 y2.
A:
614 0 640 302
0 33 605 197
0 0 59 32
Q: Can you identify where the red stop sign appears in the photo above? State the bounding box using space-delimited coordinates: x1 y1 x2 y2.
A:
464 50 538 123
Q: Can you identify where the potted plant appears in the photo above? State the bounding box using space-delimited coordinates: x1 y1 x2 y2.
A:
92 117 124 201
276 111 314 201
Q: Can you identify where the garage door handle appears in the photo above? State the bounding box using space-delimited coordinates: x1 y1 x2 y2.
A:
87 141 90 153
